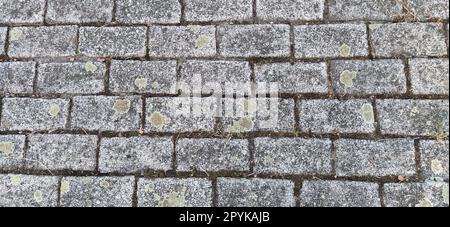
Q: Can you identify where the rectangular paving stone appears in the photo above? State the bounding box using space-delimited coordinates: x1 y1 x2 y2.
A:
110 60 177 94
71 96 142 132
377 99 449 136
328 0 402 21
219 25 290 58
99 137 173 173
116 0 181 24
257 0 324 21
294 24 368 59
79 27 147 57
254 138 332 175
148 26 216 57
137 178 212 207
0 174 58 207
217 178 295 207
299 99 376 134
330 60 407 95
37 62 105 94
300 181 381 207
0 135 26 171
370 23 447 57
60 176 134 207
46 0 114 24
335 139 416 177
0 98 69 131
176 138 249 172
26 134 97 171
410 58 449 95
420 140 449 180
0 62 35 94
0 27 6 55
255 62 329 94
405 0 449 20
185 0 252 22
384 182 449 207
0 0 45 24
8 26 78 58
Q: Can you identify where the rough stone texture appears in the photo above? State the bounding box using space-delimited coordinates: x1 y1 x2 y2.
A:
26 134 97 171
0 98 70 131
384 182 449 207
0 174 59 207
0 0 45 24
0 62 35 94
60 176 134 207
330 60 407 95
116 0 181 24
148 26 216 57
185 0 252 22
370 23 447 58
254 138 332 175
71 96 142 132
294 24 368 59
79 27 147 57
0 27 6 55
8 26 78 58
137 178 212 207
46 0 114 24
37 62 105 94
377 99 449 136
299 99 376 134
419 140 449 180
99 137 173 173
406 0 449 20
110 60 177 94
176 138 249 172
410 58 449 95
300 181 381 207
0 135 26 170
217 178 295 207
328 0 402 21
256 0 324 21
219 25 291 58
335 139 416 177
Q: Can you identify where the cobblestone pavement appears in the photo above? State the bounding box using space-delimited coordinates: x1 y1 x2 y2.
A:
0 0 449 207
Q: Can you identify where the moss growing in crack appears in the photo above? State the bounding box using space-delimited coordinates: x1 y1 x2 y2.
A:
431 159 444 175
157 187 187 207
0 142 14 156
34 190 43 203
415 198 433 207
340 70 357 88
84 62 98 74
339 44 351 57
360 103 375 124
195 35 211 49
134 78 148 90
48 104 61 117
113 99 131 114
148 112 168 130
61 180 71 194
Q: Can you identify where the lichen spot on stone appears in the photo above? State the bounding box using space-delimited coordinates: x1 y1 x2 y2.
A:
0 142 14 156
10 29 23 41
244 99 258 115
148 112 167 129
339 44 351 57
151 81 160 90
443 186 449 205
145 183 155 193
415 198 433 207
84 62 98 74
187 25 201 33
263 155 275 166
113 99 131 114
100 180 110 189
443 80 449 93
227 117 254 133
369 24 383 30
157 187 187 207
10 175 21 186
410 106 419 117
34 190 43 203
195 35 211 49
431 159 444 175
60 180 71 194
340 70 357 88
360 103 375 124
134 78 148 90
48 104 61 117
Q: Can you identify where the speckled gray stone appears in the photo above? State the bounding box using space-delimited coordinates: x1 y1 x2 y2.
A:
406 0 449 20
26 134 97 171
110 60 177 94
176 138 249 172
37 62 105 94
46 0 113 24
257 0 324 21
377 99 449 136
217 178 295 207
137 178 212 207
384 182 449 207
0 27 6 55
79 27 147 57
420 140 449 180
370 23 447 57
71 96 142 132
116 0 181 24
219 25 291 58
254 138 332 175
0 62 35 94
0 98 70 131
8 26 78 58
99 137 173 173
0 135 25 171
148 26 216 57
185 0 252 22
0 174 59 207
328 0 402 21
0 0 45 24
300 181 381 207
299 99 376 134
294 24 368 59
60 176 134 207
335 139 416 177
330 60 407 95
410 58 449 95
